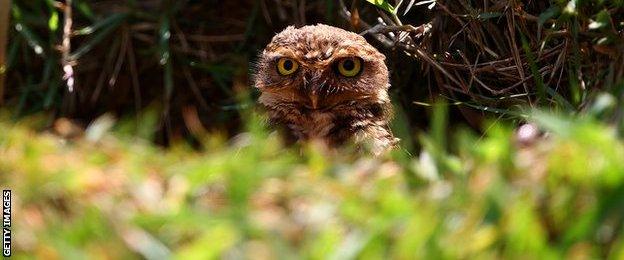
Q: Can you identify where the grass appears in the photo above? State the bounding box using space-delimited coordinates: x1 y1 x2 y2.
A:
2 108 624 259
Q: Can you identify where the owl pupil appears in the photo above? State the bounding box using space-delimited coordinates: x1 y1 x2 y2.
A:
283 60 293 70
343 60 355 70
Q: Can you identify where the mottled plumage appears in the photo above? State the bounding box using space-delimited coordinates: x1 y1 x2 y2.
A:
254 24 398 155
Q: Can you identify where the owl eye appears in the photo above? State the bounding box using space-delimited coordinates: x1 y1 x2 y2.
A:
277 58 299 75
336 57 362 77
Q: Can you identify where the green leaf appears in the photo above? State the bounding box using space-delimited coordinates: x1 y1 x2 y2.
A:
74 13 127 36
563 0 578 16
48 11 59 31
14 22 46 56
520 33 546 104
366 0 396 14
589 10 611 30
159 14 173 104
69 13 128 60
75 0 96 20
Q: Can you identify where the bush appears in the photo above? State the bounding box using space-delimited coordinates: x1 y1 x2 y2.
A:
2 109 623 258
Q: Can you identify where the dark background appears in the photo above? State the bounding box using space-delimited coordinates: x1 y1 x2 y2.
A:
3 0 623 151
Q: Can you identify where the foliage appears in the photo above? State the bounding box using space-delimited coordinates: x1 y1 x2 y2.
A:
2 109 624 259
362 0 624 116
5 0 269 143
3 0 624 148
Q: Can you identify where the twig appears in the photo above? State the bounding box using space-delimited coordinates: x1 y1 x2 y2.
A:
338 0 393 47
126 29 142 113
361 24 432 39
108 25 128 88
61 0 75 92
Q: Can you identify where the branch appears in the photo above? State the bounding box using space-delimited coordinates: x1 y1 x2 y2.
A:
61 0 75 92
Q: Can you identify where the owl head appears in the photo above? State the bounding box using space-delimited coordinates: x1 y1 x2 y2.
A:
254 24 390 110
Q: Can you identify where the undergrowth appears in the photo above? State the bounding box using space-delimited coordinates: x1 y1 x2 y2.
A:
4 1 622 147
2 108 624 259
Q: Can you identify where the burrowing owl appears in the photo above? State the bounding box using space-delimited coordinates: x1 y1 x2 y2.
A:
254 24 398 155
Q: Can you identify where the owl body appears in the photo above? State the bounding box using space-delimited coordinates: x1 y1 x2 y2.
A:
254 24 398 154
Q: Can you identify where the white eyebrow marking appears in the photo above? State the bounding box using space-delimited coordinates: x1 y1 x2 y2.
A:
305 50 321 60
324 47 334 58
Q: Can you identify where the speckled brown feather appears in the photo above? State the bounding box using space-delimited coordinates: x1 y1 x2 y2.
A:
254 24 398 155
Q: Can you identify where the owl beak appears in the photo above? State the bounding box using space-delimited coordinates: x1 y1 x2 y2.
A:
310 91 320 109
304 70 323 109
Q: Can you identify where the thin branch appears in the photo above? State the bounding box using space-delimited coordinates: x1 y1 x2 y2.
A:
61 0 75 92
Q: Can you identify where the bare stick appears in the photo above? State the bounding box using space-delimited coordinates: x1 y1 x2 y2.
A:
61 0 75 92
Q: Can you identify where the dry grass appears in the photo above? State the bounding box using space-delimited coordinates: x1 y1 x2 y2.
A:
351 0 624 113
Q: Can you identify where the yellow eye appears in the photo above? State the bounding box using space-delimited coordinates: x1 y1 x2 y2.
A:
336 58 362 77
277 58 299 75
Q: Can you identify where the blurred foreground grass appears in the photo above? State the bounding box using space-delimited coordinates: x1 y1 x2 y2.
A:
2 109 624 259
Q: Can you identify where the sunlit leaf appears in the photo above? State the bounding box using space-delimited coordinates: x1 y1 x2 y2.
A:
589 10 611 30
48 11 59 31
366 0 396 14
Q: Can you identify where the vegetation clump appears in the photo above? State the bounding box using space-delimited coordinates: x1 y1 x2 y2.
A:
2 110 624 258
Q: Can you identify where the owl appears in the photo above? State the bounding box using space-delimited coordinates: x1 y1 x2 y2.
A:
254 24 398 155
